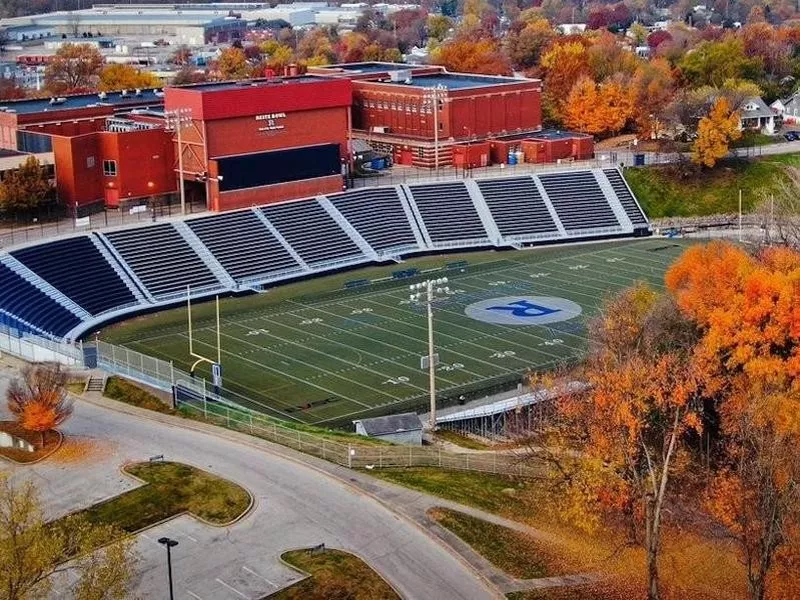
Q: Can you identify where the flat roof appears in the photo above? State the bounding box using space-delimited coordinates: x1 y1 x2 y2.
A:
328 61 412 74
0 89 164 115
382 73 527 90
182 75 328 93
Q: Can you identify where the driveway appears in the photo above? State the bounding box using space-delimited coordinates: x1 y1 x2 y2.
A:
0 365 500 600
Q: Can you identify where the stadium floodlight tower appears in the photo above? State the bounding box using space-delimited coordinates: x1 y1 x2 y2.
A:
410 277 450 431
164 107 193 215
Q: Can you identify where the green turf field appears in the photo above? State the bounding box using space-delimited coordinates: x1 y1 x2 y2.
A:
101 239 690 426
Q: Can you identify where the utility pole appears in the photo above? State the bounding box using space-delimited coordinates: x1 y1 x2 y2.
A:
410 277 451 431
165 107 192 215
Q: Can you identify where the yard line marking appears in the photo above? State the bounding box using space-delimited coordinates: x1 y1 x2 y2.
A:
225 312 472 384
290 298 523 373
186 590 203 600
357 294 569 365
243 309 479 383
215 578 250 600
187 335 377 409
242 566 277 587
214 328 428 399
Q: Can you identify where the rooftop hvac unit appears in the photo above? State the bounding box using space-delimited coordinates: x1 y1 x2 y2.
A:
134 88 142 96
98 91 107 99
388 70 412 83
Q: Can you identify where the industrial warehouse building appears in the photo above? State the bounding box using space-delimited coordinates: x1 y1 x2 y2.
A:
0 63 594 213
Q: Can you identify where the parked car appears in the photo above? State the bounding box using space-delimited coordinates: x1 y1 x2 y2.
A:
784 131 797 141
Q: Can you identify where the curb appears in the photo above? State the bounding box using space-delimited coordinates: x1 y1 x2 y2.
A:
266 546 405 599
0 428 64 465
118 460 256 530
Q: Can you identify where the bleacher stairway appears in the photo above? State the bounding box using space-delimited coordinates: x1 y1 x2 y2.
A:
0 168 650 341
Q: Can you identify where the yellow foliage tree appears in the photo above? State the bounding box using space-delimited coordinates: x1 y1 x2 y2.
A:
99 63 160 92
691 98 742 168
215 47 249 80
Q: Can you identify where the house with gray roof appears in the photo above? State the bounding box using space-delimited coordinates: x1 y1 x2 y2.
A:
353 412 423 445
737 96 776 134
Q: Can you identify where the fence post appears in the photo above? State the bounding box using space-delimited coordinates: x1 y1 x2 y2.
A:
203 396 207 419
170 361 175 386
347 445 352 468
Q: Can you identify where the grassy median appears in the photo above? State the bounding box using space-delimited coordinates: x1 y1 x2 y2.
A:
274 548 399 600
81 461 251 532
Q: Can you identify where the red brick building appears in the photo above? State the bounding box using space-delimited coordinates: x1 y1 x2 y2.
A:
310 62 550 167
51 115 174 210
164 76 352 211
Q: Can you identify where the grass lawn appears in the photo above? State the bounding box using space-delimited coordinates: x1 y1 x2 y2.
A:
102 240 688 427
79 461 251 533
0 421 61 463
435 429 490 450
274 548 399 600
367 467 529 517
104 376 176 415
625 153 800 217
430 508 567 579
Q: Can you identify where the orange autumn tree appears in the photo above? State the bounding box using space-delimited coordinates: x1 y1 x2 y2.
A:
666 242 800 600
555 283 703 600
563 77 634 137
691 97 742 168
7 364 73 446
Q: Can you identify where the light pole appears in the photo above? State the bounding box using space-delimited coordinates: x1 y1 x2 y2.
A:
410 277 450 431
423 85 447 173
157 537 179 600
164 107 192 215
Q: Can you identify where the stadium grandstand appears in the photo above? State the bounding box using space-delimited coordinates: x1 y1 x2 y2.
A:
0 168 649 342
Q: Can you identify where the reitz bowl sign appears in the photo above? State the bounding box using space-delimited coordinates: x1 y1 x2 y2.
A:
465 296 583 325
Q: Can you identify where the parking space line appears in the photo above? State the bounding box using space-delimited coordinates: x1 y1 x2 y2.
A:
186 591 203 600
215 578 250 599
242 565 277 587
164 522 198 542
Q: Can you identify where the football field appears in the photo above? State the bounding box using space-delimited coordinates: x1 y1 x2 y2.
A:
103 239 690 426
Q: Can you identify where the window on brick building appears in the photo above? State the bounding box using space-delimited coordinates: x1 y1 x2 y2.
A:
103 160 117 176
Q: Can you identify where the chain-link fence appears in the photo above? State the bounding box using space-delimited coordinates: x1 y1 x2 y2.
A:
92 339 540 477
176 393 542 477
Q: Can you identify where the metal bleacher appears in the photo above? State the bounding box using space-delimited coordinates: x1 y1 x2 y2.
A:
11 236 138 315
538 171 621 232
477 176 560 239
327 187 421 255
603 169 648 227
103 224 221 298
186 210 303 283
0 168 649 341
406 182 490 245
0 260 83 338
259 200 365 268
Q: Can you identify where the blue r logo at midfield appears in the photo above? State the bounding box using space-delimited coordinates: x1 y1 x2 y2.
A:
486 300 561 318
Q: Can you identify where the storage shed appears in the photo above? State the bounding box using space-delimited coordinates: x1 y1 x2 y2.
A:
353 412 423 445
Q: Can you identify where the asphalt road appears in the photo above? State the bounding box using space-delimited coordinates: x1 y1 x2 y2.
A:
0 367 499 600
